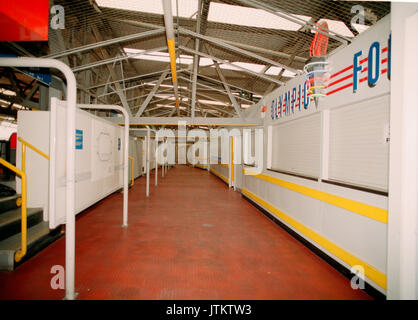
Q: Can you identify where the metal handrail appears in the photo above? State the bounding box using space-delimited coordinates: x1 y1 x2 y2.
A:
18 137 50 161
0 158 27 262
11 137 49 262
0 57 77 300
128 156 134 186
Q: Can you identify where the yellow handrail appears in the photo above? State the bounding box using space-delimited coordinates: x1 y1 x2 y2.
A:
0 158 27 262
18 137 50 160
12 137 49 262
128 156 134 186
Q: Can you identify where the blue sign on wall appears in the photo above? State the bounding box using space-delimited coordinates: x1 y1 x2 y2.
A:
75 129 83 150
118 138 121 151
0 53 52 85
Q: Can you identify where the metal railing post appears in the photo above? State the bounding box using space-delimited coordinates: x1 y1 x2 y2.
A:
155 137 158 186
146 127 150 197
0 58 78 300
129 156 134 186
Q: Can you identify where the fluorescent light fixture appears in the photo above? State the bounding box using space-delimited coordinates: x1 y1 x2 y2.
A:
124 48 211 67
282 70 296 77
208 2 311 31
144 83 188 90
352 23 370 34
241 104 252 109
155 94 174 99
264 66 295 77
0 89 16 96
198 99 228 106
314 19 354 37
265 66 282 76
218 61 265 73
198 57 214 67
96 0 198 18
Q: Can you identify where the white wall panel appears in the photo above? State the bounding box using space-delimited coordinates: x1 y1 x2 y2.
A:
329 94 390 191
270 113 321 178
16 111 50 220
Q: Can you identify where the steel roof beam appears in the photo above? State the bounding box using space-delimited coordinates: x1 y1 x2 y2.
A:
111 18 306 63
178 75 254 104
88 69 172 90
72 46 167 72
179 27 300 75
205 44 244 118
234 0 350 45
191 0 203 119
180 46 284 86
127 88 173 103
177 91 236 117
135 70 170 117
183 70 260 97
45 28 166 59
105 116 261 126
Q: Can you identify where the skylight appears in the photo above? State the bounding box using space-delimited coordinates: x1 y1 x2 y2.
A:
208 2 311 31
265 66 296 77
96 0 198 18
124 48 296 78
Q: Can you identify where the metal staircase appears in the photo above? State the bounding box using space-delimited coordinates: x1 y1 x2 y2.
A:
0 194 62 271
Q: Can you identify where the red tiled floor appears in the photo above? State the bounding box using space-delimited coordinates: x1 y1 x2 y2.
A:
0 165 371 300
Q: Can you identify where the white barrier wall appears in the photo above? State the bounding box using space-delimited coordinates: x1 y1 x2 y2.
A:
129 137 143 179
49 100 125 228
226 15 391 294
16 111 50 221
16 102 143 229
140 137 156 173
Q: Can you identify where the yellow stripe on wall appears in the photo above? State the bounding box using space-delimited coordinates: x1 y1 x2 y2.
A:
210 167 229 184
243 169 388 224
241 188 387 290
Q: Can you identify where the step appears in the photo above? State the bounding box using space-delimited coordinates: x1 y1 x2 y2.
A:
0 207 43 242
0 194 20 214
0 222 63 271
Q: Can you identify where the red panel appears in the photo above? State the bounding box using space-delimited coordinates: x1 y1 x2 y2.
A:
0 0 49 41
9 132 17 149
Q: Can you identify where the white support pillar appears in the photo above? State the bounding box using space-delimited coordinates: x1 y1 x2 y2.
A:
228 137 232 188
387 2 418 300
0 58 77 300
155 138 158 186
146 127 150 197
162 150 165 178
